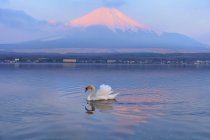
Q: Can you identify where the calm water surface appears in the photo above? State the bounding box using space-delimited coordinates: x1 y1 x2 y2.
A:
0 64 210 140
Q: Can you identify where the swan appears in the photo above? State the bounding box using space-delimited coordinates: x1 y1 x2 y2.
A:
85 84 119 101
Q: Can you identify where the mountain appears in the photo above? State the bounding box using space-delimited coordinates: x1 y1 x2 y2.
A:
66 8 145 32
0 7 209 53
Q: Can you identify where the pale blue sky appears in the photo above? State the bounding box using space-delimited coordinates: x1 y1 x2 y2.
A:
0 0 210 44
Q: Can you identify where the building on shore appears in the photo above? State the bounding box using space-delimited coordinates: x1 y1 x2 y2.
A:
63 59 77 63
107 60 117 63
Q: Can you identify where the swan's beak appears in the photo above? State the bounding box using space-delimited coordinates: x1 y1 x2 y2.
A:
85 87 88 92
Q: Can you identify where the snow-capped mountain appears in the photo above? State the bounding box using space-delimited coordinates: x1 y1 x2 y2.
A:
66 8 145 32
0 7 209 53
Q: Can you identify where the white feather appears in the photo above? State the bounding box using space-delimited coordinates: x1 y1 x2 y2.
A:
88 84 119 101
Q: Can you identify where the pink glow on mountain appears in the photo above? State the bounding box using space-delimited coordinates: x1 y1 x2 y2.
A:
67 8 146 32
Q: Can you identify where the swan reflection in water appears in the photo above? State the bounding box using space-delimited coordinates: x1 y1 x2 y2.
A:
85 88 163 125
85 100 116 114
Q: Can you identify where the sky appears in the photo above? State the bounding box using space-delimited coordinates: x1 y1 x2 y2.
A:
0 0 210 44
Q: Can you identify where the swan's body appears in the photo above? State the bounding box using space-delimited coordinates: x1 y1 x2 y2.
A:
85 84 119 101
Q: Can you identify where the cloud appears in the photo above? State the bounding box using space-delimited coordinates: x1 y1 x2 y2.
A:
0 8 48 31
102 0 126 7
0 8 66 43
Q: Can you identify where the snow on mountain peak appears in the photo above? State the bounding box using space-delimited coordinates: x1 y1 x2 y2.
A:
66 7 146 32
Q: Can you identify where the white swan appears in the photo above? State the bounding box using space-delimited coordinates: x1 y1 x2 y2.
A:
85 84 119 101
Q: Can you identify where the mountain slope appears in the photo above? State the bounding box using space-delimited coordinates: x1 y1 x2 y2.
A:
3 27 208 52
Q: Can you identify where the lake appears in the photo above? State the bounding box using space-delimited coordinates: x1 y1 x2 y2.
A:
0 64 210 140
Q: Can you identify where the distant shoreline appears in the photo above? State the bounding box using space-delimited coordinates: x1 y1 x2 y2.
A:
1 62 210 65
1 53 210 65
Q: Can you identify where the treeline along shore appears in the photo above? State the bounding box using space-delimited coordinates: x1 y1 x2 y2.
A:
1 53 210 65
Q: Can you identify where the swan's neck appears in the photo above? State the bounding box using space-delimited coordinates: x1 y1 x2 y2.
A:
87 86 96 101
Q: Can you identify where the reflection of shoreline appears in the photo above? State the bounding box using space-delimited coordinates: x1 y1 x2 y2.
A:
85 100 116 114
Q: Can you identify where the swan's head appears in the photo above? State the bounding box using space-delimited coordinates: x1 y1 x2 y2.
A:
85 85 95 92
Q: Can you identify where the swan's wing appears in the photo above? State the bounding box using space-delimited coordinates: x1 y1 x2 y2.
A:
95 84 113 97
108 93 119 100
